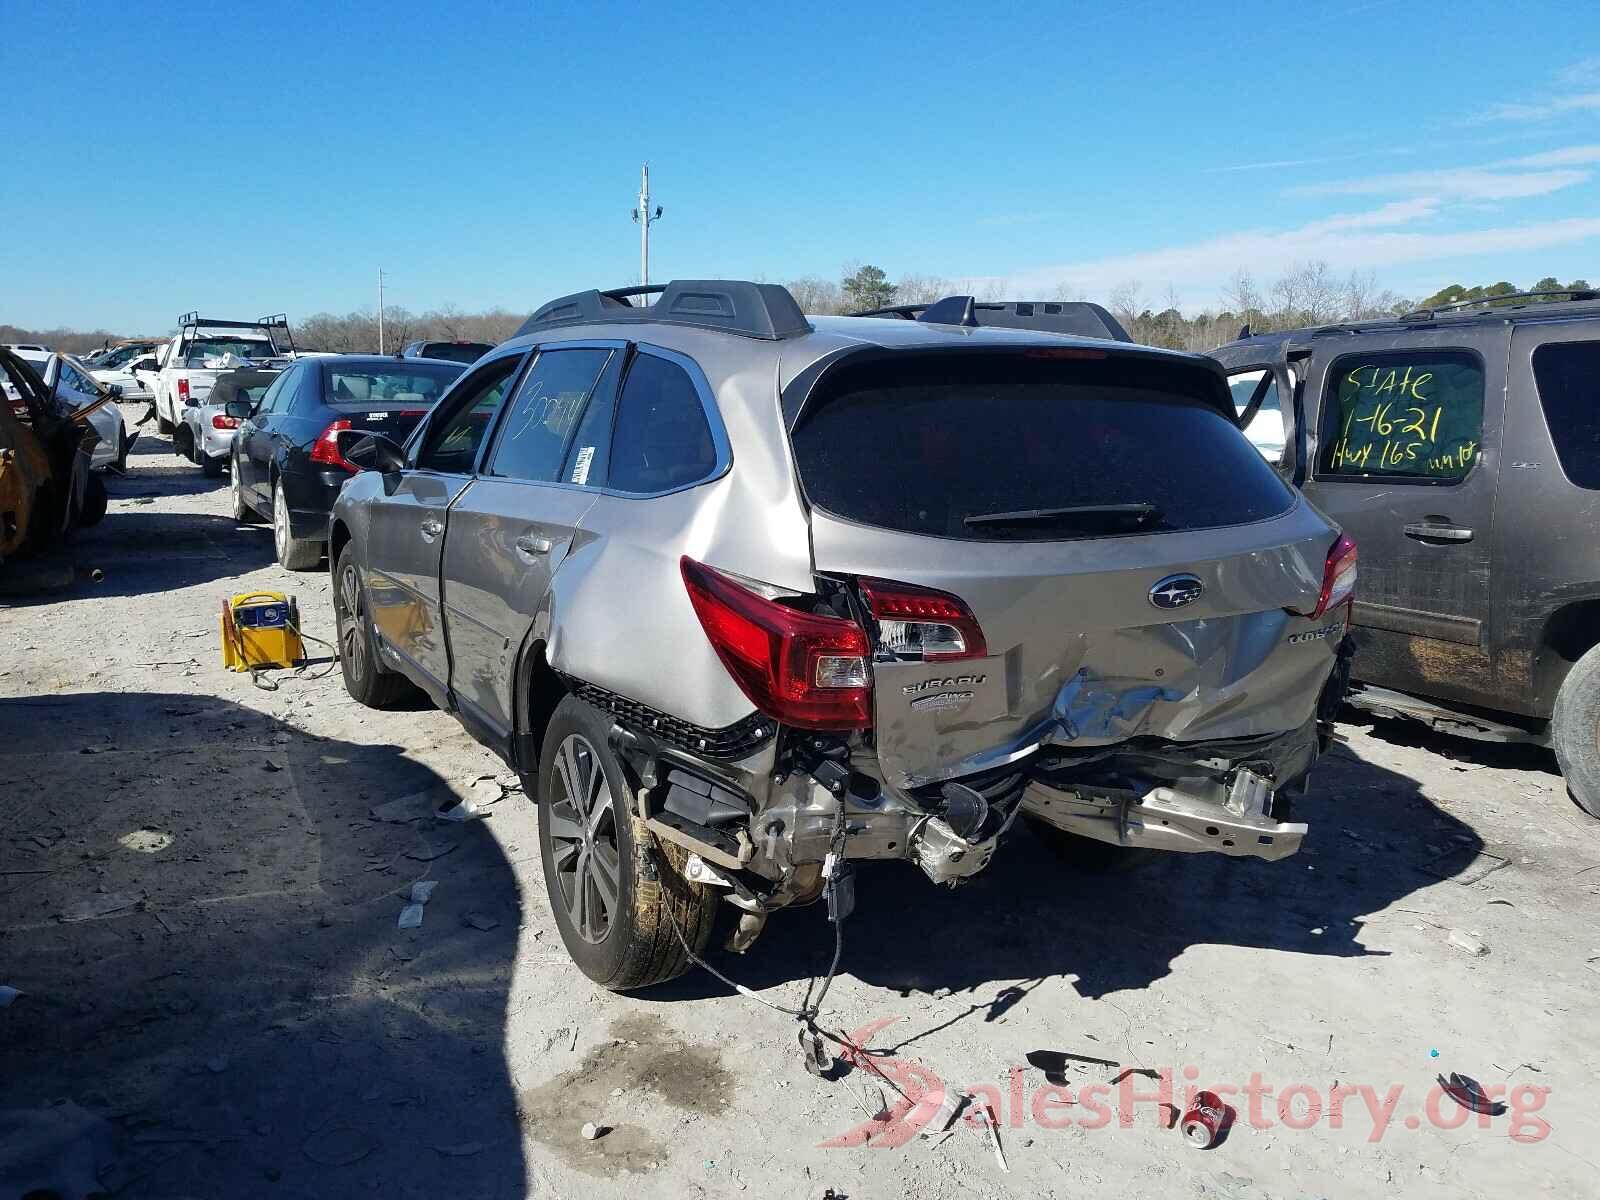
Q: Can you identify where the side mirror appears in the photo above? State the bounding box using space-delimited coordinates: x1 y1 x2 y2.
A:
132 359 156 372
343 432 406 474
224 399 254 420
107 383 123 398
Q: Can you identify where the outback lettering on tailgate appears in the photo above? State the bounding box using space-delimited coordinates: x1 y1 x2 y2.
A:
1287 622 1345 645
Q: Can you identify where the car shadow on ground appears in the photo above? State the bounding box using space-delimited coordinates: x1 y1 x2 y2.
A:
0 513 276 607
116 418 227 497
0 692 527 1199
649 730 1485 1008
1345 707 1563 778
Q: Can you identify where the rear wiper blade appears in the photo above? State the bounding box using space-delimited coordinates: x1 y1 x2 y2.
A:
963 503 1163 527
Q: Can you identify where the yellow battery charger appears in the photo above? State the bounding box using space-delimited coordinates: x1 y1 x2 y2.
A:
222 591 305 672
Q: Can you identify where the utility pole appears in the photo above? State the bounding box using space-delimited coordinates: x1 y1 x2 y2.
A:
631 163 663 288
377 268 387 354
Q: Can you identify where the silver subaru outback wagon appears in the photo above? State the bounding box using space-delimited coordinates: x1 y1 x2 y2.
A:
329 280 1355 990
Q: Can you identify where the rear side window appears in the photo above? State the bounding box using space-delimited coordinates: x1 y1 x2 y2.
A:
486 349 610 482
327 364 461 406
607 353 717 493
1319 351 1483 480
1531 341 1600 489
790 353 1294 540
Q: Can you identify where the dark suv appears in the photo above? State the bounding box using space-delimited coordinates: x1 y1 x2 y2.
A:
1212 290 1600 817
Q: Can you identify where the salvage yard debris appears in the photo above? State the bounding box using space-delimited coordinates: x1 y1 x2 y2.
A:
398 879 440 929
1448 929 1491 956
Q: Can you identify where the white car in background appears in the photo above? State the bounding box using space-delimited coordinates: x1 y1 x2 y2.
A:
33 353 132 472
89 341 163 401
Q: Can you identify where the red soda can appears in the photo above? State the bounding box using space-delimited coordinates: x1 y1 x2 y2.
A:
1181 1090 1225 1148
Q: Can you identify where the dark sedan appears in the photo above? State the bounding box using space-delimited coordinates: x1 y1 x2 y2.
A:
229 355 465 568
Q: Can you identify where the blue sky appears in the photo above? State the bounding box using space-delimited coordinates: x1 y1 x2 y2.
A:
4 0 1598 332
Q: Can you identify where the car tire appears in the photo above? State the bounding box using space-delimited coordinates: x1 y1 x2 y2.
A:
230 455 261 523
273 479 322 571
1551 643 1600 819
537 695 718 990
78 473 108 527
333 546 416 708
174 424 191 461
113 427 129 473
200 451 223 478
157 409 173 436
1027 817 1154 873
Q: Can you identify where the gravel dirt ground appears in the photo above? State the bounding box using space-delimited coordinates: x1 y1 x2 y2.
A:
3 408 1598 1198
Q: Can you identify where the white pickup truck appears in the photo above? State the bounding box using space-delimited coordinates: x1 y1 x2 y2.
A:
148 313 295 434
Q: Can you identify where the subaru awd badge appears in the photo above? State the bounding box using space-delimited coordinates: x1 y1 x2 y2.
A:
1149 574 1204 610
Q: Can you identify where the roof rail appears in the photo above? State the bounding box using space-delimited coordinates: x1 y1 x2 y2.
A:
1401 288 1600 320
853 296 1131 342
516 280 812 341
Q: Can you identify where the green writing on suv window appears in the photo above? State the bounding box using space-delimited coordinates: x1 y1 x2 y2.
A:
1321 353 1483 480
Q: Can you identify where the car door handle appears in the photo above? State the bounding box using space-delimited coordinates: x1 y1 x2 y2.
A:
1403 522 1473 542
515 533 553 557
419 517 444 542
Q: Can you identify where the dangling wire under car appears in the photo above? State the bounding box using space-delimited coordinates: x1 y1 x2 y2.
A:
645 804 909 1096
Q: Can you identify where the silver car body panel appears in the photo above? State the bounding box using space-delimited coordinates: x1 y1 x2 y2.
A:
809 499 1339 789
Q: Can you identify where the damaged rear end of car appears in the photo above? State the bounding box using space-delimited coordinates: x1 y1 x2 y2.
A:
635 333 1354 927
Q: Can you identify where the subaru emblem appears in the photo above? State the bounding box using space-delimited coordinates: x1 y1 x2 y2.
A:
1149 574 1204 610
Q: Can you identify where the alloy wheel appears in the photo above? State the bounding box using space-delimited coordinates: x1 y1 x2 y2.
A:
338 563 367 682
547 733 622 944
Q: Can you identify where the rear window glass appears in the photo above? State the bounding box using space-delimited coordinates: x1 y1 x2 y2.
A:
607 353 717 493
420 342 492 364
1532 341 1600 490
326 363 462 406
1319 351 1483 480
790 353 1294 540
181 338 277 366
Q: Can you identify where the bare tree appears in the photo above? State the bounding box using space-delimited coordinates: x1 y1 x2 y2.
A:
1106 281 1143 325
785 276 845 314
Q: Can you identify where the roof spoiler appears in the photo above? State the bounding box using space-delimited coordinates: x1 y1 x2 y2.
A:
516 280 812 341
853 296 1132 342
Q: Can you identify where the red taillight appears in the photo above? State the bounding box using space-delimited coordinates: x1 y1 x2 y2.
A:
1299 533 1357 621
309 418 357 473
211 413 239 430
681 557 872 730
176 378 190 402
858 578 988 662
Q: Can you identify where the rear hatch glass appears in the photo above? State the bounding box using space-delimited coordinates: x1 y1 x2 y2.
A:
791 352 1293 540
795 349 1330 788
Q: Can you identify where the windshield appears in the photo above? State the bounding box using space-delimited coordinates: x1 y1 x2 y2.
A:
792 352 1295 540
181 338 278 367
325 362 464 405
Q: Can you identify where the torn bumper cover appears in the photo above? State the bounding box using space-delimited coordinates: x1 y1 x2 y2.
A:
1019 718 1319 862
